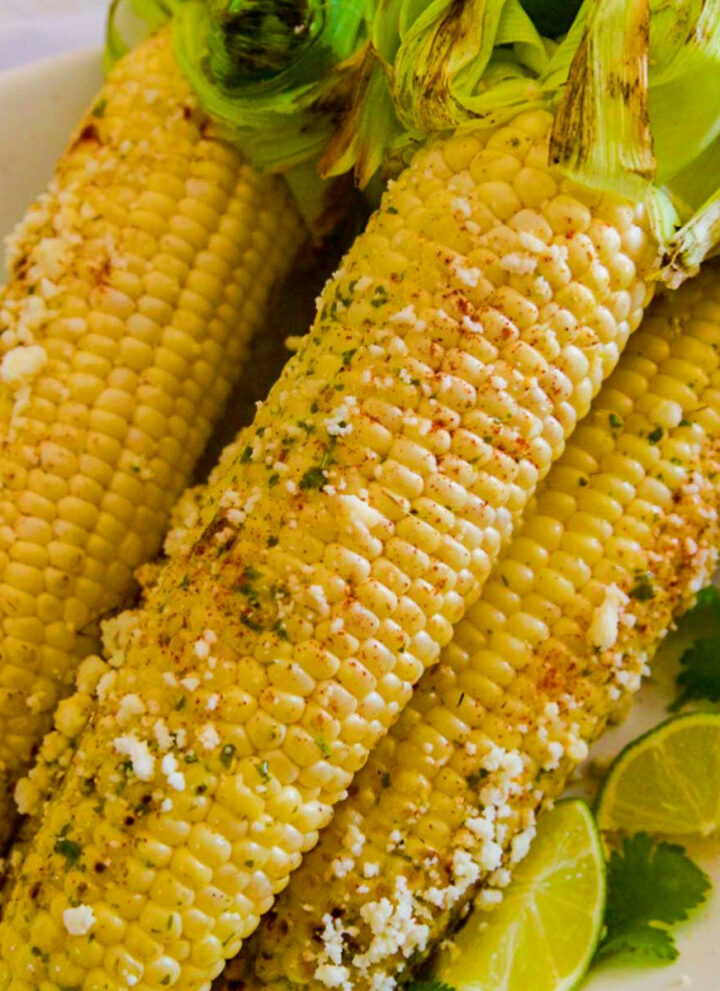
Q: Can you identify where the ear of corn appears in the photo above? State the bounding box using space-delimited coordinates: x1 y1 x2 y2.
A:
0 111 657 991
221 268 720 991
0 28 305 839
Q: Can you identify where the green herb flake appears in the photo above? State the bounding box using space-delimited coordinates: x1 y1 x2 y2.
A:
466 769 489 789
629 572 655 601
256 759 270 783
240 613 263 632
273 621 289 642
315 737 331 758
371 286 389 308
240 445 253 463
648 426 664 444
55 836 82 866
220 744 236 768
342 348 357 367
299 466 326 491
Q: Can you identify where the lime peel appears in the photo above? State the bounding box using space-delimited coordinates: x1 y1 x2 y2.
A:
596 712 720 838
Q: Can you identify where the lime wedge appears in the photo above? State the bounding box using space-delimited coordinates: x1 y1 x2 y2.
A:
596 712 720 837
435 800 605 991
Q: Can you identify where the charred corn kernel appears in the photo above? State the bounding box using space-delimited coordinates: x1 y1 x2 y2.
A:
0 111 658 991
222 269 720 991
0 27 304 834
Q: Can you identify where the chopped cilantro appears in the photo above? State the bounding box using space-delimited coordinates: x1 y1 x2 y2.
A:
629 572 655 601
669 587 720 709
315 737 331 758
371 286 389 307
299 466 326 491
240 445 253 463
406 982 455 991
256 759 270 783
55 835 82 865
341 348 357 367
273 621 289 642
466 768 489 789
240 613 263 632
597 833 710 964
91 98 107 117
220 744 236 768
609 412 624 429
648 426 664 445
178 574 190 590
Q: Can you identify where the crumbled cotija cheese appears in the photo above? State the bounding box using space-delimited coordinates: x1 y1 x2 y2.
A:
113 735 154 781
588 584 628 650
63 904 95 936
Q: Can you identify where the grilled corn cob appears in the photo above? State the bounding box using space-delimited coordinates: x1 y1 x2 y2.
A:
222 268 720 991
0 27 305 836
0 108 659 991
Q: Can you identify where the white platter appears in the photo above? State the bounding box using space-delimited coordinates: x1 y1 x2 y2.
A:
0 47 719 991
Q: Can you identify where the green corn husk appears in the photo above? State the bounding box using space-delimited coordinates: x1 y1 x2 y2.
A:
146 0 720 285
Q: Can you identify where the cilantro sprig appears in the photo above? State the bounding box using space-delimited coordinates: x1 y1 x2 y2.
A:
672 585 720 711
597 833 711 963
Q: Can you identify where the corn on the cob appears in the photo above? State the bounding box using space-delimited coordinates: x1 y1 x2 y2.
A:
221 268 720 991
0 110 657 991
0 27 305 837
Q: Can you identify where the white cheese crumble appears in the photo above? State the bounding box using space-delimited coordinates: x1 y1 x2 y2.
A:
153 719 172 752
63 904 95 936
451 261 481 287
500 252 537 275
510 824 536 865
194 639 210 659
314 914 352 991
113 734 154 781
325 397 358 437
161 754 186 791
353 875 430 973
0 343 47 384
450 197 472 218
197 723 220 751
116 693 145 725
588 584 628 650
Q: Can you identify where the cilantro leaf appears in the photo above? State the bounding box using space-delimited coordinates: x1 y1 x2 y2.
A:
673 638 720 711
690 585 720 615
672 585 720 710
597 833 710 964
599 921 678 963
